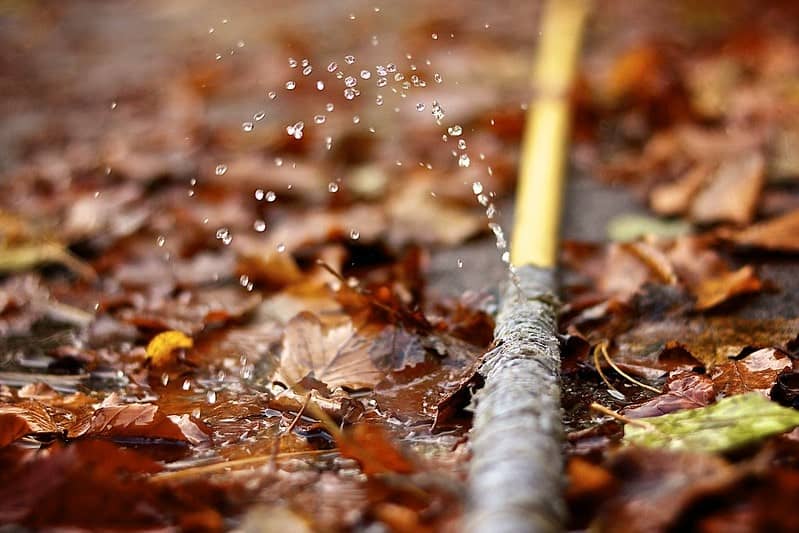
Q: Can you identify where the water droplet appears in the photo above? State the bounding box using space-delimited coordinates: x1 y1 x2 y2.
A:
458 139 467 150
303 65 313 76
254 189 265 201
432 33 439 40
156 235 166 247
274 157 283 167
344 88 357 100
477 193 489 206
431 100 446 121
328 182 339 193
301 58 309 67
376 65 387 76
327 61 338 72
335 71 344 79
416 103 425 112
376 95 384 106
239 275 250 288
360 70 371 80
344 76 358 88
314 114 326 124
447 125 463 136
501 251 510 263
242 121 254 132
215 53 223 61
110 101 117 110
266 190 277 202
472 181 484 195
215 227 232 245
457 258 464 268
288 57 298 68
276 243 287 253
386 63 397 72
253 111 265 121
206 390 217 404
344 55 356 64
434 73 443 84
394 72 405 82
286 121 305 139
352 115 360 124
209 27 215 33
237 40 245 48
325 103 335 112
458 154 471 168
350 229 360 240
161 373 169 386
285 81 296 90
268 91 277 100
376 77 387 88
316 80 325 90
182 379 191 391
215 164 228 176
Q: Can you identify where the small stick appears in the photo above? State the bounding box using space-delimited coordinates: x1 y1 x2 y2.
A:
589 402 654 430
149 449 337 483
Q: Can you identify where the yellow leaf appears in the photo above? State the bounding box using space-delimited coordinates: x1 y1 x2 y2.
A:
146 331 193 367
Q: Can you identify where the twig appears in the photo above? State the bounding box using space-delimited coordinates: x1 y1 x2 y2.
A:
598 341 661 394
589 402 654 430
149 449 336 483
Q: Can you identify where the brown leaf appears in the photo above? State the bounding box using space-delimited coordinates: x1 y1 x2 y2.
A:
274 312 384 390
71 401 210 443
711 348 791 397
596 448 740 533
337 423 416 476
0 401 59 447
649 163 712 216
693 265 762 310
690 151 765 225
728 208 799 252
621 371 715 419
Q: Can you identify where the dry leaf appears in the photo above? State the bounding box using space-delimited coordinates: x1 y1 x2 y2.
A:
274 312 383 390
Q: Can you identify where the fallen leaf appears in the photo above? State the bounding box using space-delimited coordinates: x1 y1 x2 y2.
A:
728 208 799 252
711 348 791 397
693 265 762 310
70 402 209 443
0 401 59 447
595 448 738 533
624 393 799 452
146 330 193 367
690 151 765 225
649 163 712 216
336 423 416 476
273 312 383 390
621 371 715 419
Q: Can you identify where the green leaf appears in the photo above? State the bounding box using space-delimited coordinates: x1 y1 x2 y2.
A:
624 393 799 453
607 213 692 242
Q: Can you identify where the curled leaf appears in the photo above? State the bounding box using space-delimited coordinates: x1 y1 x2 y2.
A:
146 330 193 367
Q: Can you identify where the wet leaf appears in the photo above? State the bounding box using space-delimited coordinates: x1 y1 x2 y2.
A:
0 401 59 447
337 423 416 476
624 393 799 452
273 311 383 390
146 330 194 367
621 371 715 419
711 348 791 397
70 401 210 444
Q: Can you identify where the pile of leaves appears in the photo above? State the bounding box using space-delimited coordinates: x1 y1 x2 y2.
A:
3 0 799 531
